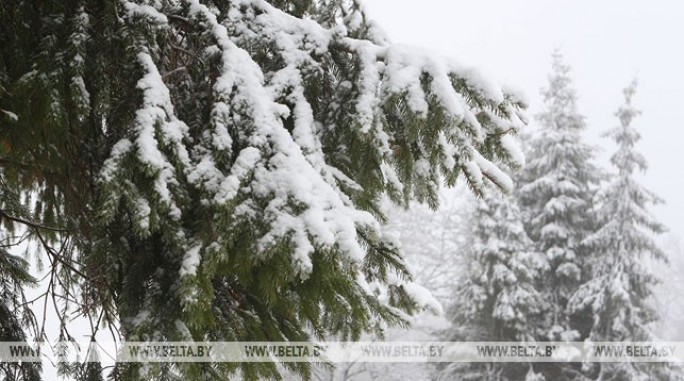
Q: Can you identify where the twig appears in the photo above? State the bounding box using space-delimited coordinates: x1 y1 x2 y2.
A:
167 14 193 27
169 43 205 66
0 209 69 233
162 66 188 79
34 231 88 281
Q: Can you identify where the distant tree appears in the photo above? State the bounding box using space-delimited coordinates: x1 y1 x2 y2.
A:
517 51 600 380
384 186 469 303
438 188 547 381
567 81 681 380
0 182 41 381
0 0 526 379
518 51 599 339
310 187 466 381
653 235 684 341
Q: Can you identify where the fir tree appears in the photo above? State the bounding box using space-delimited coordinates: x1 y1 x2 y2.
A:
0 179 42 381
518 51 599 339
0 1 526 380
517 51 600 380
438 189 547 381
567 81 680 380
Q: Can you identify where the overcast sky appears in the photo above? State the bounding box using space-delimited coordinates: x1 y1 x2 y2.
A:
365 0 684 239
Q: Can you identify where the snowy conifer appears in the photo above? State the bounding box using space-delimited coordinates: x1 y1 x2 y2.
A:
516 52 601 380
567 81 680 380
518 51 600 342
1 1 526 379
438 189 547 381
0 181 42 381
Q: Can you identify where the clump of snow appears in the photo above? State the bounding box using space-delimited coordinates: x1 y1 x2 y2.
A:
215 147 262 203
501 82 529 105
380 162 404 193
123 1 168 24
387 273 443 315
354 43 382 133
500 132 525 166
403 281 443 315
180 244 202 278
134 198 151 231
100 139 133 182
107 48 192 221
1 110 18 121
474 151 513 193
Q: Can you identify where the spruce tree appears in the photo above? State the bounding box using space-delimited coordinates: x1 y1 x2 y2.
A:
517 51 600 380
0 181 42 381
567 81 680 380
438 189 547 381
0 1 527 380
518 51 599 338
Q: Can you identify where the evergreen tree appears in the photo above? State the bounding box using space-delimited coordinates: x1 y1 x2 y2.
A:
0 181 42 381
653 236 684 341
0 1 526 379
313 188 469 381
517 51 600 380
518 51 599 339
438 189 547 381
567 81 680 380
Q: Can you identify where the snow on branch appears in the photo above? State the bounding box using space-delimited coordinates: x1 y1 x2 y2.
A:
101 0 527 318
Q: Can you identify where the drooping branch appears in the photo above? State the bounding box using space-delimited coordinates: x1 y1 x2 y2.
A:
0 208 69 233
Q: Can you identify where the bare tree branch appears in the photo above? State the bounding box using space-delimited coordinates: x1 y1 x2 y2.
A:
0 208 69 233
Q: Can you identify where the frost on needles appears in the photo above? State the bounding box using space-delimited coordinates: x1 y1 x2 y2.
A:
0 0 526 380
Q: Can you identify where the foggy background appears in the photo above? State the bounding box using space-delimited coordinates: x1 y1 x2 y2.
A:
364 0 684 345
365 0 684 237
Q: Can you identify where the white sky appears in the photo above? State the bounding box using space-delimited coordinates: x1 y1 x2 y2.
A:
365 0 684 238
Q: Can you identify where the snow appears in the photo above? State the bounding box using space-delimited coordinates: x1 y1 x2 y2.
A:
540 222 570 240
493 293 516 321
492 263 517 284
134 114 167 170
130 309 152 328
345 8 364 32
462 159 484 190
123 1 168 24
446 60 506 105
1 109 18 121
501 82 529 106
134 198 151 231
215 147 262 203
185 0 382 276
404 282 443 315
186 154 222 194
67 9 90 110
71 76 90 104
180 244 202 278
100 139 133 182
93 0 530 345
437 132 457 169
473 151 514 193
134 51 192 208
388 273 443 315
382 46 429 115
354 43 382 133
570 81 669 345
500 133 525 166
380 162 404 193
555 262 580 280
